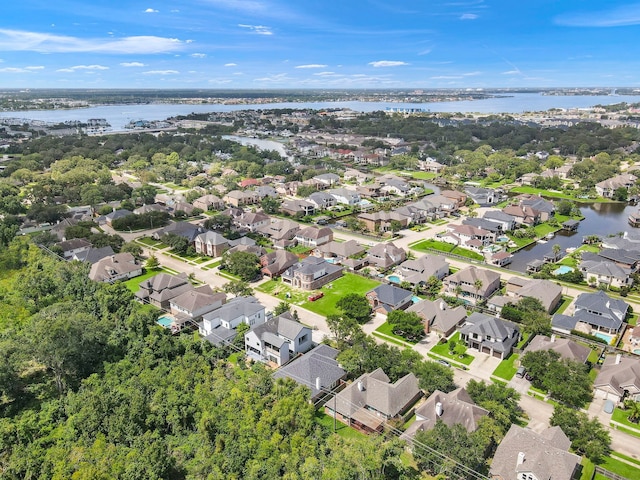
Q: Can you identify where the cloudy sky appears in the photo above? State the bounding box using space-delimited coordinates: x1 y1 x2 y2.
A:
0 1 639 88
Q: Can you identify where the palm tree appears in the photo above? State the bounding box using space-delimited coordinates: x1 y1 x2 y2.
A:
552 243 562 261
473 279 483 302
454 285 463 300
624 399 640 424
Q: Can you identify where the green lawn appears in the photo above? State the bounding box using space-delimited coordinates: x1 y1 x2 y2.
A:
492 354 520 381
301 274 381 317
611 408 640 437
429 333 475 366
599 453 640 479
410 239 484 261
510 185 611 203
553 295 573 314
287 245 313 254
123 268 164 292
314 411 366 439
375 322 420 345
136 237 169 249
372 332 410 347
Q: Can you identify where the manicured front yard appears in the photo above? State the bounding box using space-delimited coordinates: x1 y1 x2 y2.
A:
123 268 165 292
598 453 640 479
410 239 484 261
553 295 573 314
136 237 169 249
611 408 640 437
492 353 519 381
429 332 475 366
375 321 419 345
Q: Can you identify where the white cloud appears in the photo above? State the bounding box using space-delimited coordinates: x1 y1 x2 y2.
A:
295 64 327 69
190 53 207 58
56 64 109 72
142 69 179 75
313 71 338 76
224 63 237 67
501 69 522 75
120 62 146 67
0 29 185 54
368 60 409 67
238 24 273 35
463 71 481 76
254 73 290 82
144 8 159 13
430 75 462 79
460 13 478 20
0 66 43 73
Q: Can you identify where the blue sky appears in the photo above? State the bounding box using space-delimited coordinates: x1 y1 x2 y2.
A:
0 1 639 89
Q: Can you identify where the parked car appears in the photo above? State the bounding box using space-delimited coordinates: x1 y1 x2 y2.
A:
516 366 526 378
307 292 324 302
437 359 451 368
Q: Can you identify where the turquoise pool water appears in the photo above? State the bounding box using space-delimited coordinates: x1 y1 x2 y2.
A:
412 296 421 304
594 332 613 344
157 316 174 328
553 265 574 276
388 275 401 284
633 349 640 355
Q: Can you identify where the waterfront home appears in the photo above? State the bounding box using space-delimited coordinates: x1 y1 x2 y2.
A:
516 194 556 221
407 299 466 337
552 290 628 337
502 204 540 226
398 254 450 286
490 251 513 266
459 312 520 359
593 354 640 403
366 284 413 313
489 425 580 480
579 259 633 289
273 344 347 403
464 186 498 206
325 368 422 434
400 388 489 444
483 210 517 231
443 266 501 305
443 224 494 249
244 312 313 366
595 173 637 198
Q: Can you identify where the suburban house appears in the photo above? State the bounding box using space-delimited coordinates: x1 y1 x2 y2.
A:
397 255 450 286
593 354 640 402
153 221 205 244
482 210 516 231
579 259 633 289
407 299 467 337
315 239 365 263
308 191 337 210
199 296 265 345
88 253 142 283
495 277 563 314
464 186 498 206
400 388 489 444
502 204 540 226
273 344 347 403
524 335 591 364
442 224 494 249
343 169 373 184
459 312 520 359
552 291 628 337
56 238 92 259
260 250 299 278
194 231 229 257
97 208 133 226
135 272 193 309
73 246 115 264
280 199 315 217
294 226 334 248
358 210 410 232
489 425 580 480
327 188 361 206
192 194 224 211
443 266 501 305
281 256 343 290
366 284 413 313
313 172 340 187
133 203 168 216
517 194 555 221
235 211 270 232
258 218 300 247
223 190 259 207
595 173 638 198
358 210 410 233
365 243 407 270
325 368 422 434
440 189 467 208
244 312 313 366
169 287 227 327
255 185 278 199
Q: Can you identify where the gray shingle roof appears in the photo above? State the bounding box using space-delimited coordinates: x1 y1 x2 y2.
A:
370 284 412 306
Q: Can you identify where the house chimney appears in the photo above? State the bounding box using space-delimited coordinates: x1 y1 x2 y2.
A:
315 377 321 391
440 301 445 311
550 334 556 343
435 402 443 417
357 381 365 392
517 452 526 466
615 353 622 365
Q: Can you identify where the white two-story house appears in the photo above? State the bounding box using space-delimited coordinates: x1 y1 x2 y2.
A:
244 312 313 366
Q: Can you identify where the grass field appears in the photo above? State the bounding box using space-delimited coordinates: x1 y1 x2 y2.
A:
257 273 381 317
123 268 166 292
510 186 611 203
553 295 573 314
598 453 640 478
492 354 520 381
410 239 484 261
315 411 366 439
375 321 420 344
611 408 640 437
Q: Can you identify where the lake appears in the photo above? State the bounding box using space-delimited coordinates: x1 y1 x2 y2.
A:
508 202 638 272
3 93 640 131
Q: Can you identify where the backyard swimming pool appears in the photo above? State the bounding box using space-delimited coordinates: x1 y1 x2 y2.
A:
553 265 574 276
412 296 421 304
594 332 613 344
157 315 174 328
633 348 640 355
388 275 401 284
